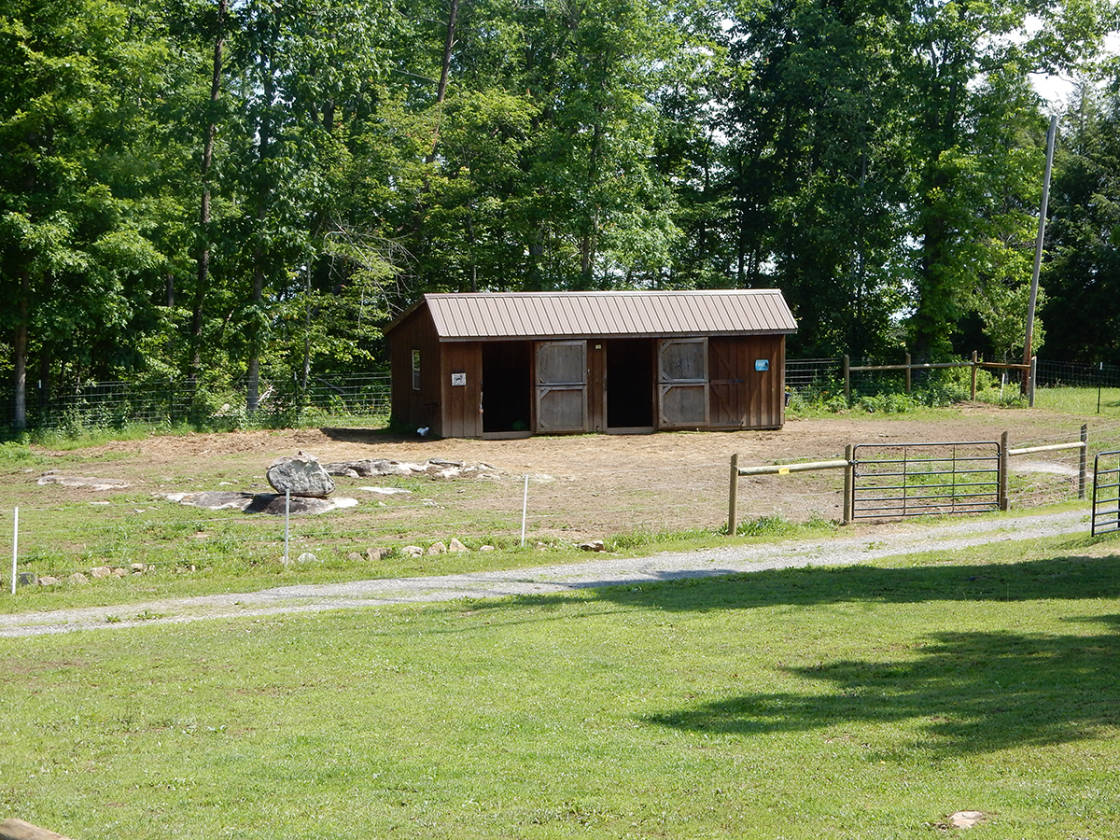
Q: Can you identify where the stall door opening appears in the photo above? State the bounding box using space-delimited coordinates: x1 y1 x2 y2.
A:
535 340 587 433
482 341 531 433
658 338 709 428
606 339 654 429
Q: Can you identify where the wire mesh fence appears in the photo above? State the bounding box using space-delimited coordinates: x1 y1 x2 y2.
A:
0 371 392 435
5 356 1117 436
1035 359 1120 390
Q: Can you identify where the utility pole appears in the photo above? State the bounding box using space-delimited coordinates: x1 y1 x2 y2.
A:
1022 114 1058 394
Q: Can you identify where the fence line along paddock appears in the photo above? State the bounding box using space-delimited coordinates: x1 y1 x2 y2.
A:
727 451 851 534
727 425 1092 532
842 352 1034 404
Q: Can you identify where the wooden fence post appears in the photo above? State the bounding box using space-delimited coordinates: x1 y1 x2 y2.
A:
1029 356 1037 407
904 352 912 394
999 430 1010 510
843 355 851 405
970 351 978 400
727 453 739 536
843 444 854 525
1079 424 1088 499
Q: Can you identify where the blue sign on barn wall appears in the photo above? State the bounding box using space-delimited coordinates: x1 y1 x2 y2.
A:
754 359 770 372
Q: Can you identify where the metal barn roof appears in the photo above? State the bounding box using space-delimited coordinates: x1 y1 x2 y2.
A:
398 290 796 340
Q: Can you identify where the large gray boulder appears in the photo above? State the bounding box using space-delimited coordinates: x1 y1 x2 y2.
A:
267 453 335 498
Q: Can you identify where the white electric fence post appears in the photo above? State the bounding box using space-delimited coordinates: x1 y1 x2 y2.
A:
283 490 291 565
520 474 529 547
10 507 18 596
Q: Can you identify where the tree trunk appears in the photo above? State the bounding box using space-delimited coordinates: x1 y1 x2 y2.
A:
246 266 264 414
427 0 460 163
11 272 28 432
189 0 227 386
37 348 51 418
246 35 275 416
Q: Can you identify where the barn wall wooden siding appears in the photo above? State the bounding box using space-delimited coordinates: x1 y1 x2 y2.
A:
387 306 444 435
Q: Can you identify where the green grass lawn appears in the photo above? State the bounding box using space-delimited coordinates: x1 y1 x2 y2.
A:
2 534 1118 839
1034 385 1120 416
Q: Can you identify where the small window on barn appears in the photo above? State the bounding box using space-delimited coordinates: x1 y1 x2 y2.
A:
411 349 421 390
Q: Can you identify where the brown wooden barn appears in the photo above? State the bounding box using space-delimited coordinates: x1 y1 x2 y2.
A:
385 290 797 438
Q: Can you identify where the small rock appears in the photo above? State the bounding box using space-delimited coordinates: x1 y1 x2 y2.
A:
296 552 319 564
130 563 146 573
946 811 987 829
111 568 127 577
448 538 469 553
365 548 384 562
578 539 605 552
402 545 423 558
38 576 60 587
68 572 89 586
358 486 412 496
427 541 447 555
428 458 464 468
347 552 364 562
17 572 38 587
535 541 547 550
90 566 113 579
479 545 496 552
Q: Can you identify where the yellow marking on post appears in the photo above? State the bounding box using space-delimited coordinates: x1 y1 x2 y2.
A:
777 467 790 475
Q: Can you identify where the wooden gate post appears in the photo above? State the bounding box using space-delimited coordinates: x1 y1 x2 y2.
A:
999 431 1010 510
842 444 854 525
904 353 912 393
727 453 739 536
1079 424 1088 499
970 351 978 400
843 355 851 405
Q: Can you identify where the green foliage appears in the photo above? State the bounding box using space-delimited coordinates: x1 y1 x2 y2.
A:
2 0 1118 432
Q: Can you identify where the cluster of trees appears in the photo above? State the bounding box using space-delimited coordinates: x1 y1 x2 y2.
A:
1 0 1117 428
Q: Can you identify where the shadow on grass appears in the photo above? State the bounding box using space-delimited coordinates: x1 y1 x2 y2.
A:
645 614 1120 756
472 552 1120 615
465 553 1120 755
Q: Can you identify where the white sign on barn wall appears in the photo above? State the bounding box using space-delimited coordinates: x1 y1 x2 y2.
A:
451 372 467 386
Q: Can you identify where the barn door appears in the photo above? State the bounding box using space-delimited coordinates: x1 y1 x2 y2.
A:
535 340 587 433
709 337 745 428
658 338 709 428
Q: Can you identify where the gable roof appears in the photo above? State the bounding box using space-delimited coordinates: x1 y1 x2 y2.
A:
391 290 797 340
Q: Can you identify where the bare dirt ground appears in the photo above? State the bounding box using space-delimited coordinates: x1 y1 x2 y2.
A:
21 404 1091 541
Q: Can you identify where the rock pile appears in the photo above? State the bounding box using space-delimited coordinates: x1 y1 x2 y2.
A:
324 458 497 480
162 452 357 516
399 539 495 557
33 562 149 587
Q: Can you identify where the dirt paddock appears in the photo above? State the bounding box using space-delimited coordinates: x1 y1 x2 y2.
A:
31 406 1090 542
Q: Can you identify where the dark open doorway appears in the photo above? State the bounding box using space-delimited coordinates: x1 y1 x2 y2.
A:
606 338 654 429
482 341 531 434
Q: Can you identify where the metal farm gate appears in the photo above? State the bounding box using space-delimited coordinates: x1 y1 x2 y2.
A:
1091 450 1120 536
850 441 1002 520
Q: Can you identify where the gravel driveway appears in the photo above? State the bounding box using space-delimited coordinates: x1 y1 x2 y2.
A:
0 509 1088 638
